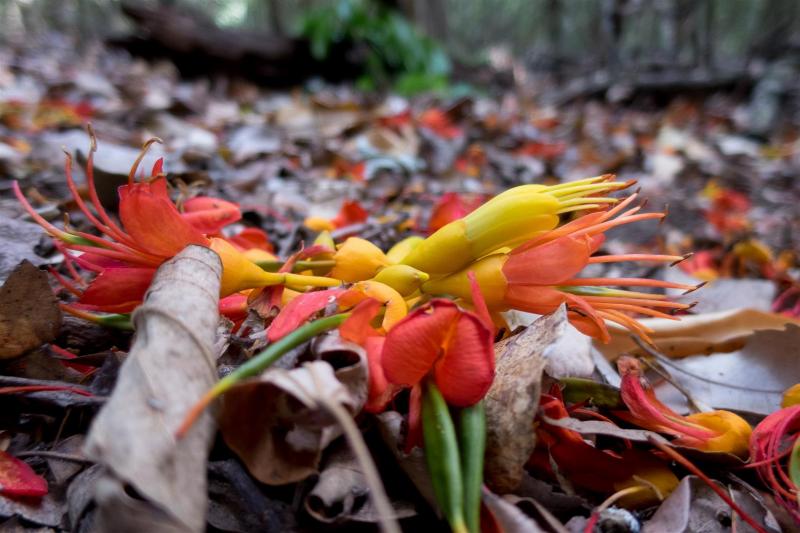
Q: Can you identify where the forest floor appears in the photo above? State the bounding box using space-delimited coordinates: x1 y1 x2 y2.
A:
1 37 800 532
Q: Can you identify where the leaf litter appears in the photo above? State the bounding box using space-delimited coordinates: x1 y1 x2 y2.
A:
1 36 800 533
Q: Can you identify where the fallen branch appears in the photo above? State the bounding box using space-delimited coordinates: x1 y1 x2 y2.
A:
84 245 222 533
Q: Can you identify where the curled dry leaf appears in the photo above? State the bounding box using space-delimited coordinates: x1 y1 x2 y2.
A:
84 245 222 533
484 306 566 493
305 442 415 524
312 331 368 410
642 476 781 533
220 360 357 485
597 308 800 360
0 260 62 360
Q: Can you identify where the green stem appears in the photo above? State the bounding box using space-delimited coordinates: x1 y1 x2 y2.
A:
176 312 349 438
219 312 349 392
256 259 336 273
422 380 468 533
459 401 485 533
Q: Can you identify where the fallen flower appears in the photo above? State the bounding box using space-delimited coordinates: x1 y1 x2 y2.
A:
15 133 338 314
382 299 494 408
423 193 695 342
617 356 751 457
400 175 630 274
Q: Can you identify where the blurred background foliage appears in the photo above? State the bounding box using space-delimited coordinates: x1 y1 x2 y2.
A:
1 0 799 93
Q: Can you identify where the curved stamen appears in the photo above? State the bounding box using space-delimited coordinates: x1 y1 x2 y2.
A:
592 303 679 320
559 277 697 290
588 253 685 264
13 181 72 240
128 137 163 185
84 126 138 247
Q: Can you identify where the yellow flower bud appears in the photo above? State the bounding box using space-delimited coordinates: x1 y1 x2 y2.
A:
211 238 286 296
243 248 277 263
386 235 424 263
211 238 340 296
330 237 391 282
403 176 627 275
305 216 335 232
313 230 336 251
684 410 752 457
372 264 429 296
782 384 800 408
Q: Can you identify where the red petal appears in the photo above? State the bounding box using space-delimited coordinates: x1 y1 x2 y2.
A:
118 178 208 258
79 267 155 313
0 450 48 498
382 300 460 388
339 298 382 344
504 234 592 286
181 196 242 234
227 227 273 252
363 336 398 413
219 293 248 322
434 311 494 406
331 199 369 228
267 288 344 342
404 383 423 453
467 271 494 334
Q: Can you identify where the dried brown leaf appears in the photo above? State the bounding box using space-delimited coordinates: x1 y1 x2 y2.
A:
0 261 61 360
484 306 565 493
597 308 800 360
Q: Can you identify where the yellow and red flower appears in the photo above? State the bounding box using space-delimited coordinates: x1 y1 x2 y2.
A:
422 192 695 342
617 356 751 457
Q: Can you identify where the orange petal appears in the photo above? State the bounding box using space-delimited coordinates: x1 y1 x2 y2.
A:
434 311 494 406
502 284 567 314
505 234 592 286
118 178 208 257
